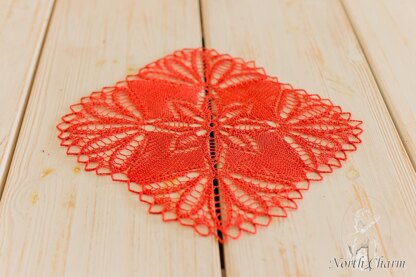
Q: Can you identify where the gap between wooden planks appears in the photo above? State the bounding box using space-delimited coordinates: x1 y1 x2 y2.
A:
342 0 416 170
0 0 221 276
201 0 416 276
0 0 55 194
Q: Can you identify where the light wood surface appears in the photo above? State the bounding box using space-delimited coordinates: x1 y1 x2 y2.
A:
1 0 416 276
201 0 416 276
0 0 55 191
0 0 221 276
343 0 416 168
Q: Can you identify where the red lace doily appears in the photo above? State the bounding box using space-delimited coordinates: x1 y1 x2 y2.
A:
57 48 362 242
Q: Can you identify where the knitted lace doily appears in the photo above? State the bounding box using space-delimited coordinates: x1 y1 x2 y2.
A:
57 48 363 242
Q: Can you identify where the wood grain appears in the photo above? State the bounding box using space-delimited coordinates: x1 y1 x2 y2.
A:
201 0 416 276
0 0 55 192
342 0 416 169
0 0 221 276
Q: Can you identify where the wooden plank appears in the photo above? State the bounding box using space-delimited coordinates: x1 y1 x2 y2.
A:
342 0 416 168
202 0 416 276
0 0 221 276
0 0 55 191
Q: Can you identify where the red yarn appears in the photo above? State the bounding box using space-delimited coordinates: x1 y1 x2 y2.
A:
57 48 362 242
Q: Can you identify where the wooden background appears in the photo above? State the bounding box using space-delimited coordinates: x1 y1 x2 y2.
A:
0 0 415 276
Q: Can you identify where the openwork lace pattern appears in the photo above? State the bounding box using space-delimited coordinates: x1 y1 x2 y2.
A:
57 48 363 242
